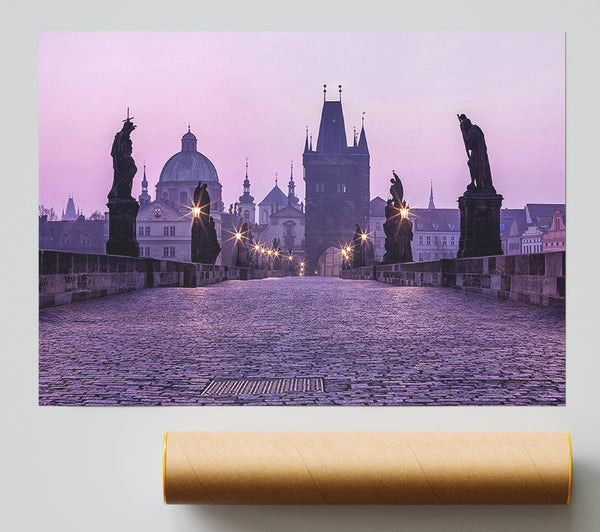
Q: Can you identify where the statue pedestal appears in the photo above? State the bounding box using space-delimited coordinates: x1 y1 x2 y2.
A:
191 217 220 264
106 198 139 257
457 192 503 258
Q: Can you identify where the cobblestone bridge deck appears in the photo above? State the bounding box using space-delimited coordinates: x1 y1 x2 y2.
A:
39 277 565 406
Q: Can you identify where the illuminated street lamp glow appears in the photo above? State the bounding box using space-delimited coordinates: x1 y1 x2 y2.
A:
267 249 272 256
274 251 279 256
400 205 410 219
361 233 368 241
254 244 260 251
192 206 201 218
235 232 242 240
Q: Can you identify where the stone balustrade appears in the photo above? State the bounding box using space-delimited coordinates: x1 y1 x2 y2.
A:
39 250 260 308
341 251 565 307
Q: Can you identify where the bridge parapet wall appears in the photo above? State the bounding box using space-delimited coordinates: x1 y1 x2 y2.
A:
343 251 564 307
39 250 255 308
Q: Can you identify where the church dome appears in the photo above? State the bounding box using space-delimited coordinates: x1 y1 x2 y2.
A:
158 128 219 184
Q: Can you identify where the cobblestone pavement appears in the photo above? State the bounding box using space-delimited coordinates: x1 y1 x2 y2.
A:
39 277 565 406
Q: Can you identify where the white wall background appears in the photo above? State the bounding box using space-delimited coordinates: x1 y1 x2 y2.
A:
2 2 599 531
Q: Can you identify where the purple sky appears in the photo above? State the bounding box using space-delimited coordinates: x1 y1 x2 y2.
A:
39 32 565 216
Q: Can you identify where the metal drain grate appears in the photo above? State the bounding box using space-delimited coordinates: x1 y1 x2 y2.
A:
201 377 324 396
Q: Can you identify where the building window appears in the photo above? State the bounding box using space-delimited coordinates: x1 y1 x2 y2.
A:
170 247 176 257
145 226 150 236
426 235 431 245
170 226 175 236
418 236 423 245
450 236 455 245
139 226 144 236
180 192 187 204
263 211 268 223
442 236 447 245
315 183 325 193
163 247 169 257
336 183 347 193
163 226 169 236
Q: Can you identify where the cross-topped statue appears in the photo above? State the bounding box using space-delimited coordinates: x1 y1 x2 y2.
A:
108 109 137 200
123 107 135 123
106 111 140 257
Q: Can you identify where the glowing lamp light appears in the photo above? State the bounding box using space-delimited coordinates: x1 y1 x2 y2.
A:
274 251 279 257
235 232 242 241
361 233 368 241
254 245 260 251
400 205 410 219
268 249 273 256
192 206 201 218
288 255 293 261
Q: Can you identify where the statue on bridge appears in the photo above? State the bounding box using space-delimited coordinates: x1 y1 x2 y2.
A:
458 113 496 194
235 222 252 268
191 181 221 264
456 114 504 258
106 109 140 257
108 111 137 201
390 170 404 208
383 172 413 264
352 224 366 269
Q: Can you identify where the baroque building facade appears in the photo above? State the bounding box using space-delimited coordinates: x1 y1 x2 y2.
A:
136 128 224 263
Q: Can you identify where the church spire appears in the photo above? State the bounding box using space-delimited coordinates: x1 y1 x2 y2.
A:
357 112 368 154
138 164 151 207
428 180 436 209
239 158 254 204
288 160 299 206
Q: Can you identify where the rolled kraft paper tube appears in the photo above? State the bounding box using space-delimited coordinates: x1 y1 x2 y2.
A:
163 431 572 505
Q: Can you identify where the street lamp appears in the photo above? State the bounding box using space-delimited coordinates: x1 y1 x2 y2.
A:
192 206 201 218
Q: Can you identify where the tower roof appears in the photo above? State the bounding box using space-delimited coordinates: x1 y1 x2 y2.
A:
316 101 348 154
259 185 288 206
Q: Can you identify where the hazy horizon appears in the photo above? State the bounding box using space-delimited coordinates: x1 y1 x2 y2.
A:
39 32 565 217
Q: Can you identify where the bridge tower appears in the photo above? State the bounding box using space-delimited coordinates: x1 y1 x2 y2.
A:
302 85 370 275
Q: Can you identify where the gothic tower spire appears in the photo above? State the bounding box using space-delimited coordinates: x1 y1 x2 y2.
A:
428 179 436 209
288 160 299 206
138 164 151 208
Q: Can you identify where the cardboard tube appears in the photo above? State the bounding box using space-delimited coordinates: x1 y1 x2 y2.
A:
163 431 571 505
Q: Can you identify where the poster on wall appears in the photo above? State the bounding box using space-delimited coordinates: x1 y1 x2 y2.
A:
38 32 565 406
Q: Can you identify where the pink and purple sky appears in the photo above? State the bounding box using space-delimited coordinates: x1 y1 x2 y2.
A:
39 32 565 216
